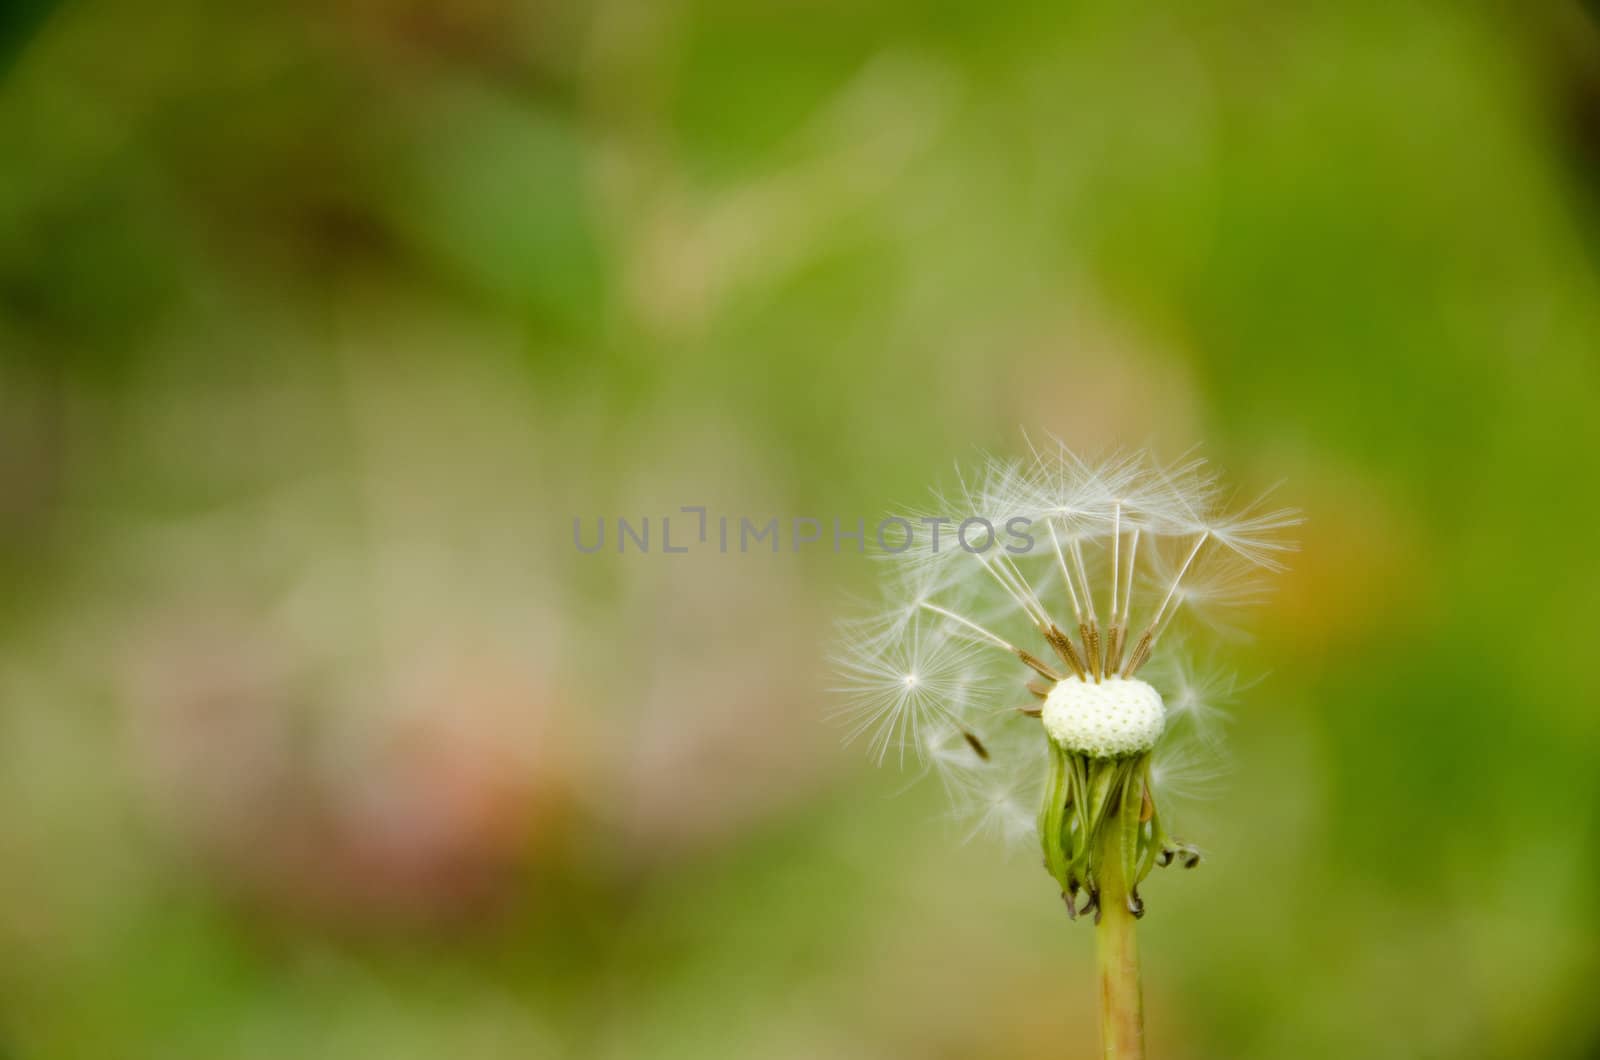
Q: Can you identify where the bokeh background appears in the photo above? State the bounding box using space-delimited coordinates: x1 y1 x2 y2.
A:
3 2 1599 1058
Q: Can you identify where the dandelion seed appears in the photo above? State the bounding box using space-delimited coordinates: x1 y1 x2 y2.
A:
955 775 1037 848
827 612 991 766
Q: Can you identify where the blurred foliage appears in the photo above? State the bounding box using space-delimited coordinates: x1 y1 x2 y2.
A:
3 2 1600 1058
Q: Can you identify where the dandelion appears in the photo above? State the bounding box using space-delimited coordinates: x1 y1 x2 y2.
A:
830 442 1297 1060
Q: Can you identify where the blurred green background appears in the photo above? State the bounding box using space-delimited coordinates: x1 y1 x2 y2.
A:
3 2 1599 1058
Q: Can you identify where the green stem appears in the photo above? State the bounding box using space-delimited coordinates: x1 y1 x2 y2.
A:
1095 807 1145 1060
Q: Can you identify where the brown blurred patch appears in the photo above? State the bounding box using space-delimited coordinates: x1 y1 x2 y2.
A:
1268 463 1429 651
124 606 575 932
1009 303 1205 452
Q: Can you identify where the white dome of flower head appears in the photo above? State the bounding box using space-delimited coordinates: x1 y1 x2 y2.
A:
829 438 1297 920
1041 676 1164 758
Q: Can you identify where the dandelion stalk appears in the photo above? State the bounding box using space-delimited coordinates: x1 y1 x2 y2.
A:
1095 801 1145 1060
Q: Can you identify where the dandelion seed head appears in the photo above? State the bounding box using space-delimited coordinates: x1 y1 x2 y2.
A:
828 439 1294 870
